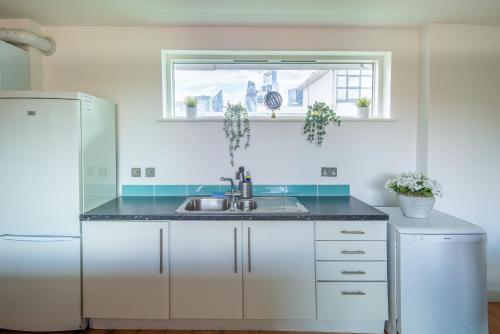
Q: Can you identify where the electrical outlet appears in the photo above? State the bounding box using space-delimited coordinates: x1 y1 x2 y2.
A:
145 167 155 178
131 168 141 177
321 167 337 177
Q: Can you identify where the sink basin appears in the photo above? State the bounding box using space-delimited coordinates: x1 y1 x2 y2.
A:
175 196 308 214
183 198 231 212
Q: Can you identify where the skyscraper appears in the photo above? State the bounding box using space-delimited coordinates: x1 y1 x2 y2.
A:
262 70 279 92
288 88 304 106
212 90 223 113
245 81 258 113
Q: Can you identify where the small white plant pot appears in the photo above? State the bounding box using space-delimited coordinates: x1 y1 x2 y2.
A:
397 194 436 219
357 106 370 118
186 107 198 119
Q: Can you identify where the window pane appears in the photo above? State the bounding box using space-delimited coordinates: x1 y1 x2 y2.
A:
361 89 373 99
337 75 347 88
172 61 377 118
174 67 315 115
336 88 347 100
348 76 360 87
348 89 360 100
361 76 372 87
361 69 373 75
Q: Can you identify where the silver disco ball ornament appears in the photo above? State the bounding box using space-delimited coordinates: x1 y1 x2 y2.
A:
264 91 282 118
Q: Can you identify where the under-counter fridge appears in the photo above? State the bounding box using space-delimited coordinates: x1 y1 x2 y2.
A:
0 91 116 331
379 207 488 334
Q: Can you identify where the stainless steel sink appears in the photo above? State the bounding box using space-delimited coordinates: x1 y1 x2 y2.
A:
175 196 308 214
182 198 231 212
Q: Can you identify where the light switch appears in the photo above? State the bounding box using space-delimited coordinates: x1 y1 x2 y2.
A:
321 167 337 177
145 167 155 178
131 168 141 177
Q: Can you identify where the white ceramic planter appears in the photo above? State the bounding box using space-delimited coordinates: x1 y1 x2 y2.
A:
357 106 370 118
397 194 435 219
186 107 198 119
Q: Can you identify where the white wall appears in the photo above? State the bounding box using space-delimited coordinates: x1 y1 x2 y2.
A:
42 26 419 205
420 23 500 298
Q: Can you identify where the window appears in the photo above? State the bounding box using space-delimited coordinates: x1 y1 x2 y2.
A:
162 51 390 119
335 66 374 116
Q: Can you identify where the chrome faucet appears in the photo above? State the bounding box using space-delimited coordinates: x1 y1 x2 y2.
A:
220 177 237 210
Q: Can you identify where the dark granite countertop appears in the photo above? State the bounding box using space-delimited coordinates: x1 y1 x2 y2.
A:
80 196 388 221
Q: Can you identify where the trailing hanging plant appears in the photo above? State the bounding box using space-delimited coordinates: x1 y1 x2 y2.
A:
303 102 341 146
222 103 251 166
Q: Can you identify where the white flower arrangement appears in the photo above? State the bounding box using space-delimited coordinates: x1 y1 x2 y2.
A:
385 172 443 198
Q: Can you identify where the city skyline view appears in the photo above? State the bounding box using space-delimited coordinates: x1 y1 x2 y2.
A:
174 69 315 114
173 64 375 117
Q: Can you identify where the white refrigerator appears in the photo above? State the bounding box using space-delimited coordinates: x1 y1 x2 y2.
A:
0 91 116 331
380 207 488 334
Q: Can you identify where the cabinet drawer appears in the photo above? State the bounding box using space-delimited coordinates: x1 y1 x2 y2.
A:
316 221 387 241
317 282 388 320
316 241 387 261
316 261 387 281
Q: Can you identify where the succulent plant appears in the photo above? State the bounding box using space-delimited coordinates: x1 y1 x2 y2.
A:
355 97 371 108
184 96 198 108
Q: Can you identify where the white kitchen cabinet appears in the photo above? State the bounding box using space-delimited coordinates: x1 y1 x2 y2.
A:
82 221 169 319
314 220 388 327
0 40 29 90
170 221 242 319
317 282 389 320
242 221 316 319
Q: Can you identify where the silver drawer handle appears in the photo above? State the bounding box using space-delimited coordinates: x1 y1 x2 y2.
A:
341 270 366 275
159 228 164 274
341 250 366 255
341 291 366 296
340 230 366 234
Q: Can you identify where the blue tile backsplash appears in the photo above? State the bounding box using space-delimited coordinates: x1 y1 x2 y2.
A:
122 185 155 196
186 185 220 196
155 185 187 196
122 184 350 197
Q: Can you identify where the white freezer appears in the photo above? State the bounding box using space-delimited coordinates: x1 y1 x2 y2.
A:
0 235 83 331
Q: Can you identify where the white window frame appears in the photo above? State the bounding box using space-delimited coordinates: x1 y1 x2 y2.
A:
161 50 391 120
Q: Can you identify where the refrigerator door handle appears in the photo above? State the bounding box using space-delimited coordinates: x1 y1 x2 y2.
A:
0 236 77 242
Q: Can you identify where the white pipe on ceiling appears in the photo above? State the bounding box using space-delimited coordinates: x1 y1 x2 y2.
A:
0 29 56 55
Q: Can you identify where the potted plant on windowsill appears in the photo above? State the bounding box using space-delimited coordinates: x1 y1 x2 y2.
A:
385 172 443 219
184 96 198 119
355 97 371 118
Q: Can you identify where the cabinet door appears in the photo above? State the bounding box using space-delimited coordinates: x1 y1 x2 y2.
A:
243 221 316 319
170 221 242 319
82 221 169 319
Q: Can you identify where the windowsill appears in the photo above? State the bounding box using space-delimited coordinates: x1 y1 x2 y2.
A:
157 116 397 123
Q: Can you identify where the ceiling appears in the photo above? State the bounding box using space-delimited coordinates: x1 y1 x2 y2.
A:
0 0 499 28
